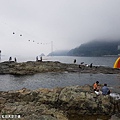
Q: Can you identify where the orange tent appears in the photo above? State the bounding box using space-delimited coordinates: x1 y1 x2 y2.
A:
113 57 120 68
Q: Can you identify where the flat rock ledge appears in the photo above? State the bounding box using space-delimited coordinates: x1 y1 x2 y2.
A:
0 85 120 120
0 61 120 75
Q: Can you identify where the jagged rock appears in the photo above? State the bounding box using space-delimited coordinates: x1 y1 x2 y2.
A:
0 97 6 104
0 61 120 75
0 85 120 120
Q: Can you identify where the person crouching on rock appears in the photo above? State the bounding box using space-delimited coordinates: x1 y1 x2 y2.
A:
102 84 111 95
93 81 99 91
93 81 101 95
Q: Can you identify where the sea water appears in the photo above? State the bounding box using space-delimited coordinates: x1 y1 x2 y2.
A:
0 72 120 94
0 56 120 92
0 56 120 120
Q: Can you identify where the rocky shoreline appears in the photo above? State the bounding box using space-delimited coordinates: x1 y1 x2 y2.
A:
0 61 120 119
0 61 120 75
0 85 120 120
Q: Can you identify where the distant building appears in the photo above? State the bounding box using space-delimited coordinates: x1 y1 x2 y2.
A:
118 45 120 55
118 45 120 50
0 50 1 61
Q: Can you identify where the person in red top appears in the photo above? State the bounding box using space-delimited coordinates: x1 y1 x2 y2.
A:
93 81 99 91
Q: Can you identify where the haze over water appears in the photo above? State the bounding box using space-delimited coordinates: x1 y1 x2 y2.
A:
1 55 119 67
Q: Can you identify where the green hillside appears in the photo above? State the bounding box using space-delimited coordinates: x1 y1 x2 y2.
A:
67 40 120 57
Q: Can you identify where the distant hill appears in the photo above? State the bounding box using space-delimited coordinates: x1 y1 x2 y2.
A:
48 50 69 56
40 53 45 56
67 40 120 56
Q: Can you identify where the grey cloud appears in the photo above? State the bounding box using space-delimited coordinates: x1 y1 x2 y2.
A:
0 0 120 56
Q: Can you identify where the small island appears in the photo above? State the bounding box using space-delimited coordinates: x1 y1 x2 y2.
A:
0 60 120 75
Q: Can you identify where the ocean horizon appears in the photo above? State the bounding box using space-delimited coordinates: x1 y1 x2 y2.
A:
0 55 119 68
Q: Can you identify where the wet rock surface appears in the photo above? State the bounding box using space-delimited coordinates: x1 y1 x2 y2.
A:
0 61 120 75
0 85 120 120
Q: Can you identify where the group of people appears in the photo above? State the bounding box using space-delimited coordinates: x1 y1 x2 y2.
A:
36 56 42 62
93 81 111 95
9 57 17 62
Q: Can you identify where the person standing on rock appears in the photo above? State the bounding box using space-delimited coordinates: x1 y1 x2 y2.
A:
89 63 93 68
74 59 76 63
102 84 110 95
14 57 17 62
36 56 38 61
9 57 12 61
40 56 42 62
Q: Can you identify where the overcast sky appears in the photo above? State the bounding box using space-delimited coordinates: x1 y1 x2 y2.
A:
0 0 120 57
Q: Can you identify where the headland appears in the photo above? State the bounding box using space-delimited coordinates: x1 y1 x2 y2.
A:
0 61 120 75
